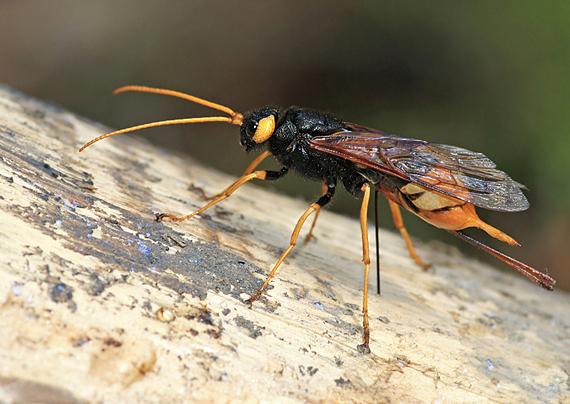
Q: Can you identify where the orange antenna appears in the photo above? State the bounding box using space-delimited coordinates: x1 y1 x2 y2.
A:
79 86 244 152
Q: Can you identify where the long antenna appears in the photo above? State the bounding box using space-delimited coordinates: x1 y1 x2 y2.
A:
79 86 244 152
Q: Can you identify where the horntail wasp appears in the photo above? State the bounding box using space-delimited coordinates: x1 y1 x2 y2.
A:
80 86 555 353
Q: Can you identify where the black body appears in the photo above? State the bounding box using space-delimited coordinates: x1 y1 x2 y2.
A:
240 107 375 199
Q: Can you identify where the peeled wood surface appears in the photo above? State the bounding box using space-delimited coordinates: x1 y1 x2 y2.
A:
0 85 568 404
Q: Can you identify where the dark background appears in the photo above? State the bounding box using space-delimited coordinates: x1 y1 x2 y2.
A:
1 1 568 290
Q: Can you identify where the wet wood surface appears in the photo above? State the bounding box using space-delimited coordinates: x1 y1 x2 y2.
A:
0 85 568 403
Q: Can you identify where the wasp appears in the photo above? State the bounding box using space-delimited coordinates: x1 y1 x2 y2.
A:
80 86 555 353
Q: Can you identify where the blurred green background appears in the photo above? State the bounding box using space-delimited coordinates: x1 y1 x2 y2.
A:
1 1 568 290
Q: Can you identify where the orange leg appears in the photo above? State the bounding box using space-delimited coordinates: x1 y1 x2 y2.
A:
158 166 287 222
245 203 321 304
304 183 328 243
388 200 431 270
208 150 271 200
245 185 335 305
357 183 372 354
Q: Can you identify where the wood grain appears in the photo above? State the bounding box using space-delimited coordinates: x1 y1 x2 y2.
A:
0 85 568 403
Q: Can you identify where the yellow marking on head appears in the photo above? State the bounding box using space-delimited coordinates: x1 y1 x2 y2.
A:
252 115 275 144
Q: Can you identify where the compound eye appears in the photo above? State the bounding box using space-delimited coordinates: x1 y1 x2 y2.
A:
252 114 275 144
246 120 258 138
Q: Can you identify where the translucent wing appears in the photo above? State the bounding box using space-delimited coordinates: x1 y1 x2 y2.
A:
308 123 529 212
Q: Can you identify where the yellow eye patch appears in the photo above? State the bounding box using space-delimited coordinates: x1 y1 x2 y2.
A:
252 115 275 143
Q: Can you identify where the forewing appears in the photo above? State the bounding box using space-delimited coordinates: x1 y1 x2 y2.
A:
308 123 529 212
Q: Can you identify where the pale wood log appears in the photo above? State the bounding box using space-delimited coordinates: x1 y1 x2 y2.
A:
0 85 568 403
